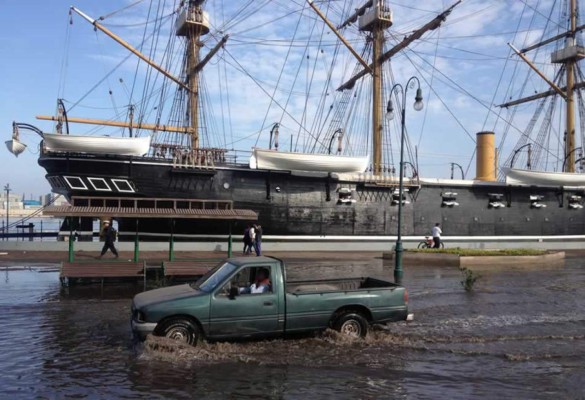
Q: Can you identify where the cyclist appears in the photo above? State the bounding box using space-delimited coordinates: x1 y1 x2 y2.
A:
431 223 442 249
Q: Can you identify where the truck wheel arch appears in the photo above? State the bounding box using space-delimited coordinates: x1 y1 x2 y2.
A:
155 314 206 338
330 305 372 326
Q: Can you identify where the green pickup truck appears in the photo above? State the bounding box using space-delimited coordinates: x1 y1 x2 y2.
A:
131 256 408 345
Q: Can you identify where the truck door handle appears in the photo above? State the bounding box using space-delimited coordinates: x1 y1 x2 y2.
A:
263 301 274 306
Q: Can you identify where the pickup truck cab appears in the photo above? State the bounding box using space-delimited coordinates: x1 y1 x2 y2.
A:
131 256 408 345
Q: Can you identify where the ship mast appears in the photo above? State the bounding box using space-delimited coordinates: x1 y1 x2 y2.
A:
371 19 387 175
337 1 392 175
565 0 578 172
332 1 461 174
39 4 224 143
177 0 211 150
501 0 585 173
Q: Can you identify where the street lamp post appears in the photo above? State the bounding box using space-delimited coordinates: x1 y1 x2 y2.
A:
4 183 11 240
386 77 424 285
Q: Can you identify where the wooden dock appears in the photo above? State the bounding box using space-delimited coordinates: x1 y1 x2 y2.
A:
60 261 147 288
162 259 221 280
58 258 224 288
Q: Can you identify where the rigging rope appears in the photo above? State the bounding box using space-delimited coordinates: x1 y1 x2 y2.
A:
253 1 307 148
98 0 147 21
57 10 73 100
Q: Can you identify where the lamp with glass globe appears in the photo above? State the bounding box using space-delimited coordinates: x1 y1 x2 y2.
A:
386 76 424 285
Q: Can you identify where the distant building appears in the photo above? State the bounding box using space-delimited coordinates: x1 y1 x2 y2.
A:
43 193 69 207
23 201 42 212
0 192 23 211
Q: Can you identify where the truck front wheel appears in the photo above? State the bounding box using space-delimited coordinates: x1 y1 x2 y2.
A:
156 317 201 346
333 312 368 338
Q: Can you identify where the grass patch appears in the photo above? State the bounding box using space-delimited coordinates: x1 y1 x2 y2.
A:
408 248 547 256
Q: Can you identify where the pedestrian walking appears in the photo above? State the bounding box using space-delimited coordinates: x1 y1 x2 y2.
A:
243 224 252 255
431 222 442 249
248 224 256 255
98 221 119 258
254 224 262 256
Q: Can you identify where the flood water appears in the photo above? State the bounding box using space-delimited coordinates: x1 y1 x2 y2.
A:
1 259 585 399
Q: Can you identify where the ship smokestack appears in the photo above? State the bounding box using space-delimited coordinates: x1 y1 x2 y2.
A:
475 131 496 181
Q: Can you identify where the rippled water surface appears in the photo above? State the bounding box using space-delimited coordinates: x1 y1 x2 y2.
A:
1 260 585 399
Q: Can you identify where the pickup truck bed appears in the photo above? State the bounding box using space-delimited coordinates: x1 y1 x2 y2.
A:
287 277 395 293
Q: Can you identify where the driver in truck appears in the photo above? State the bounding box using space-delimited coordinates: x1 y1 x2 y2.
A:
239 268 271 294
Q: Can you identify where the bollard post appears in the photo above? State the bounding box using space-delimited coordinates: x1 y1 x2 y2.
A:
134 234 140 263
133 219 140 262
68 217 74 262
169 219 175 262
228 222 232 258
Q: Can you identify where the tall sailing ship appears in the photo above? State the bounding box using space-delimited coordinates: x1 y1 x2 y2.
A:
6 0 585 238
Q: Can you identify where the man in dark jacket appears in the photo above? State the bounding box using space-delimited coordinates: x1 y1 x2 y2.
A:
98 221 119 259
254 224 262 256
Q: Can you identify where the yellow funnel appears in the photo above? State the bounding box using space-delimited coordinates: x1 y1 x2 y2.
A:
475 131 496 181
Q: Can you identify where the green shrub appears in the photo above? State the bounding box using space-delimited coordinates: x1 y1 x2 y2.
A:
460 267 480 291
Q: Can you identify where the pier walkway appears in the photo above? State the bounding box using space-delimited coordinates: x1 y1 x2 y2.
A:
162 259 220 280
60 260 146 289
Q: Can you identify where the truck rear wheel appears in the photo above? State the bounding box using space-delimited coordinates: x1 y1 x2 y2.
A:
333 312 368 338
156 317 201 346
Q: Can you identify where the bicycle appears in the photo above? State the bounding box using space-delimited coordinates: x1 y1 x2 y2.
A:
417 236 444 249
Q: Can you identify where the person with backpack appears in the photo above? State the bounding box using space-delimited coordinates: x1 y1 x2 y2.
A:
98 221 119 259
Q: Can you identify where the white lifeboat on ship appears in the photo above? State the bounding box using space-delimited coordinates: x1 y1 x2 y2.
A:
250 148 369 174
43 133 152 157
502 167 585 187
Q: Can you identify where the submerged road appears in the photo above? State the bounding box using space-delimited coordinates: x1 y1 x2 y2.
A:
1 254 584 399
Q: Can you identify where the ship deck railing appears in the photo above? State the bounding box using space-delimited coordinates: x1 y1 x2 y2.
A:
65 196 235 212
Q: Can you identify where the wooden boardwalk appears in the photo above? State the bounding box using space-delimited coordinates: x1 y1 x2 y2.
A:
162 259 222 279
60 261 146 288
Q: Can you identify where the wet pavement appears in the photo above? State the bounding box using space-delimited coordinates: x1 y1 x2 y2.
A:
1 257 585 399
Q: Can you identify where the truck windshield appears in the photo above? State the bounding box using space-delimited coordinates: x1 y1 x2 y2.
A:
191 262 238 292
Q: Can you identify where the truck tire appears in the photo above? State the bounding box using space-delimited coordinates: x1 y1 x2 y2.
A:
157 317 201 346
333 312 368 338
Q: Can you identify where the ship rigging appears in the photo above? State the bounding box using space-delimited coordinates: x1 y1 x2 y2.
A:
6 0 585 238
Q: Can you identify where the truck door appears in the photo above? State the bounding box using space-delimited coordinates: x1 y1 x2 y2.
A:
209 265 280 337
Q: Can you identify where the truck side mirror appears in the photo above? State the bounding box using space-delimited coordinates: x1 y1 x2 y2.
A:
228 287 239 300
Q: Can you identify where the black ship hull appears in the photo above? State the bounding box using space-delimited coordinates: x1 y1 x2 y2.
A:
39 153 585 238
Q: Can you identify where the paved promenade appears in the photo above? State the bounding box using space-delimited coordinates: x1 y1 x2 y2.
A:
1 248 584 265
0 249 383 264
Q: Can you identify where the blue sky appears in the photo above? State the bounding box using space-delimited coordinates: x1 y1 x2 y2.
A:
0 0 571 197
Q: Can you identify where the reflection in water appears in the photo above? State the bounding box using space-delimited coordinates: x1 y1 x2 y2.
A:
1 261 585 399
